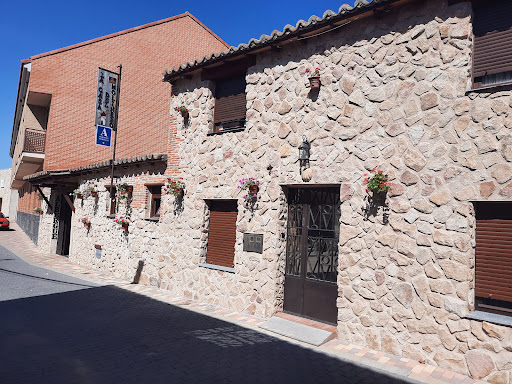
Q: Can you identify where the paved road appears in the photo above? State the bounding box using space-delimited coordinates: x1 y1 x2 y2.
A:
0 244 417 384
0 244 99 301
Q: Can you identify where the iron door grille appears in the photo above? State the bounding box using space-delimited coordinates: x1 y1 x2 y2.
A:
286 188 340 283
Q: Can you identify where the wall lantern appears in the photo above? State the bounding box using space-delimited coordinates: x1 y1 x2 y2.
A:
298 135 311 168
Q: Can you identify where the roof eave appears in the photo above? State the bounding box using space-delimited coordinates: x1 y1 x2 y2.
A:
163 0 404 82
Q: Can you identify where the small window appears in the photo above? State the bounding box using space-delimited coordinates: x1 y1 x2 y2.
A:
105 186 117 215
0 180 4 188
213 74 246 133
206 200 238 267
474 202 512 316
148 185 162 219
472 1 512 88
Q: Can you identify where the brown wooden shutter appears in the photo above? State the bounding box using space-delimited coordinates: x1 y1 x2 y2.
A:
206 200 238 268
475 203 512 303
473 2 512 78
214 75 246 124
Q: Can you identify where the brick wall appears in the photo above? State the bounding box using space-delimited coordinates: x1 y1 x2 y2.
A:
27 13 227 172
18 183 40 215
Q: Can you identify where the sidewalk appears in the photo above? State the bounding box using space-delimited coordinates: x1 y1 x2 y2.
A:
0 223 486 384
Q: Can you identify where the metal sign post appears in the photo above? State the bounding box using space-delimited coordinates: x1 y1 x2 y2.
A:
110 64 122 200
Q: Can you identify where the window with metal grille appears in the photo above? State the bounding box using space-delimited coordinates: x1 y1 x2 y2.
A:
206 200 238 267
213 75 246 133
472 0 512 89
474 202 512 316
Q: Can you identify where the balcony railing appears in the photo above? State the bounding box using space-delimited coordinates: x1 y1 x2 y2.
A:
23 129 45 154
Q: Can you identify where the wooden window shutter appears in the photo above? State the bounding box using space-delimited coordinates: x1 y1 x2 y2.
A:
473 2 512 79
475 202 512 303
206 200 238 268
214 75 246 125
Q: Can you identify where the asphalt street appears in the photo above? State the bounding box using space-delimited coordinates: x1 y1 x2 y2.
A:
0 243 418 384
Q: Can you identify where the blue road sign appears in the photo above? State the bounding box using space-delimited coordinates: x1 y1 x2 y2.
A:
96 125 112 147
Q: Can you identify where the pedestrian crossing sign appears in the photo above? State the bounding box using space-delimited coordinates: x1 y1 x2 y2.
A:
95 125 112 147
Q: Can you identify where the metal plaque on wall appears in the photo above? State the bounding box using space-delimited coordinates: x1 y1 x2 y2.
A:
243 233 263 253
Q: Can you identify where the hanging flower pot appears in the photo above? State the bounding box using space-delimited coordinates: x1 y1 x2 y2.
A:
308 76 321 89
238 178 259 206
175 106 189 120
164 178 185 198
116 183 133 202
363 168 391 201
306 67 321 89
79 217 91 229
114 216 131 231
249 184 259 195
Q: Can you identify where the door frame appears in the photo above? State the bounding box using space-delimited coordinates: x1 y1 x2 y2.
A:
282 185 341 325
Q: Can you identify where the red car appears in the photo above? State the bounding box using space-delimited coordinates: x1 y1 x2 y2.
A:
0 213 9 229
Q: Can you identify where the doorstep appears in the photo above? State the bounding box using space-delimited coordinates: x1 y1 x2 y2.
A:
259 312 336 346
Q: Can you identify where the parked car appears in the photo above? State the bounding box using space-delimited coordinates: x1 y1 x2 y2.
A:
0 213 9 230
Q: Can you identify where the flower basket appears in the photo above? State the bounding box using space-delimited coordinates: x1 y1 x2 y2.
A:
308 76 321 89
306 67 321 89
116 183 133 202
175 106 189 120
238 178 259 205
113 216 131 231
249 184 259 195
164 178 185 197
363 169 391 200
79 183 99 200
79 217 91 229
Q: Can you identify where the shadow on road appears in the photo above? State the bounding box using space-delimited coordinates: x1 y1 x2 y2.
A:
0 285 414 384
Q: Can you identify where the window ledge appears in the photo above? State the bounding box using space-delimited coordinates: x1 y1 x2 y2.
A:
145 217 160 222
198 263 235 273
467 82 512 94
107 214 116 219
465 311 512 328
207 127 245 136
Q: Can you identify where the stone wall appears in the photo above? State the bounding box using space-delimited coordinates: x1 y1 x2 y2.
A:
0 168 12 216
168 0 512 380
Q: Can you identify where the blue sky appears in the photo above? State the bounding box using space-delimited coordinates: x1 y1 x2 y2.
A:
0 0 357 170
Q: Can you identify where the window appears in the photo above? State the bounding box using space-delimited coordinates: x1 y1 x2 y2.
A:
474 202 512 316
206 200 238 267
105 185 117 216
472 0 512 88
0 179 4 188
213 74 247 133
147 185 162 219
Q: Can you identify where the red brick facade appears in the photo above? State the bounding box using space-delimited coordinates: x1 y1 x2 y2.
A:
28 13 227 172
18 184 40 215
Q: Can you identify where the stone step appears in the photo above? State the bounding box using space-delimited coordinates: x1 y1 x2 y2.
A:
259 316 335 346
